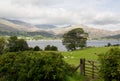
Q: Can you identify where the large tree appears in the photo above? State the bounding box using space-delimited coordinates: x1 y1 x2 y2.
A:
62 28 88 51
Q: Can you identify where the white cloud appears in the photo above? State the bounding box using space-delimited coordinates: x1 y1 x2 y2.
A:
0 0 120 30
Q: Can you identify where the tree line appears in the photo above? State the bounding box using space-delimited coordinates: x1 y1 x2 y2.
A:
0 36 58 54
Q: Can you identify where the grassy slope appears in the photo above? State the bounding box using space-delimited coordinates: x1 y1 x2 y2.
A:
61 47 116 81
61 47 113 66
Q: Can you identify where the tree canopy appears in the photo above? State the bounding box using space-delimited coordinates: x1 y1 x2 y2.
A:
8 36 29 52
62 28 88 51
44 45 58 51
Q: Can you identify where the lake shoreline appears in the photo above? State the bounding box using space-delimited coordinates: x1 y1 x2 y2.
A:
27 40 120 51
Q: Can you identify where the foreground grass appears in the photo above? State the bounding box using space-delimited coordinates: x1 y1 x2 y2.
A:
66 73 87 81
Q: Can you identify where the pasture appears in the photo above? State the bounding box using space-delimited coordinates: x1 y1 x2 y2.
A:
61 47 113 66
61 47 117 81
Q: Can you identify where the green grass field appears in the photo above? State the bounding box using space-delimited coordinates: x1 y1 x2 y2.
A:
61 46 118 81
61 47 114 66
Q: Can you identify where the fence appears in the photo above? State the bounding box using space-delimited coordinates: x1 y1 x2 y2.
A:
74 58 100 79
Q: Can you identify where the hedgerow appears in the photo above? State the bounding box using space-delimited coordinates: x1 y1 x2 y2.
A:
0 51 74 81
99 48 120 81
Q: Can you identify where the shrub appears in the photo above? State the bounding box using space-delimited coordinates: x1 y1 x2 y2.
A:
44 45 58 51
99 48 120 81
50 46 58 51
33 46 41 51
107 43 111 47
0 51 74 81
44 45 51 51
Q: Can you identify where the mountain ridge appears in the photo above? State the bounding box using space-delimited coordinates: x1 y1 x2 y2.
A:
0 18 39 32
48 25 119 39
0 18 120 39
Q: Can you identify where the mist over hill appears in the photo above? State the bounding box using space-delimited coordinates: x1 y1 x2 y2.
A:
0 18 120 39
0 18 39 32
35 24 56 29
103 34 120 39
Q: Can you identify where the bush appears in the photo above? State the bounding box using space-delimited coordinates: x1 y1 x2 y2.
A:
99 48 120 81
0 51 74 81
50 46 58 51
33 46 42 51
107 43 111 47
44 45 51 51
44 45 58 51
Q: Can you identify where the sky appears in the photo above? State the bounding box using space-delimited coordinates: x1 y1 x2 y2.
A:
0 0 120 31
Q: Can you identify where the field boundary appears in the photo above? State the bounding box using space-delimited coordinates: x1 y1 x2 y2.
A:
74 58 100 79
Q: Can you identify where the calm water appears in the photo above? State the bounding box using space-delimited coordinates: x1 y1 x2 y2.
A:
27 40 120 51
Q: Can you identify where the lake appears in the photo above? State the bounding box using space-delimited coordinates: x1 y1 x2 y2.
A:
27 40 120 51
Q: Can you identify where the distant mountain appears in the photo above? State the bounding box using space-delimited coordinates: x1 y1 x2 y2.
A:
104 34 120 39
0 18 56 38
0 18 120 39
5 19 36 28
0 18 39 32
48 25 120 39
0 23 18 32
3 18 29 25
35 24 56 29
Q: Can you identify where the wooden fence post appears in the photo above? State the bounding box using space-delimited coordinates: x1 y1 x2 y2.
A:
92 61 94 79
80 58 85 76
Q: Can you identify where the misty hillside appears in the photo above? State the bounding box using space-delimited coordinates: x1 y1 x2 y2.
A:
3 18 29 25
48 25 120 39
0 18 120 39
0 23 18 32
35 24 56 29
104 34 120 39
0 18 39 32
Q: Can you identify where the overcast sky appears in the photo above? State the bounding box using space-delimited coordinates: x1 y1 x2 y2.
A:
0 0 120 30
